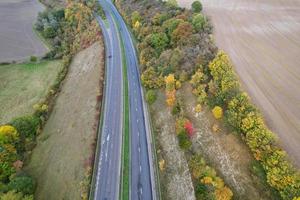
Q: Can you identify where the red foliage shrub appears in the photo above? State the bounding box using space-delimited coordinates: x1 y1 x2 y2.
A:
184 121 194 138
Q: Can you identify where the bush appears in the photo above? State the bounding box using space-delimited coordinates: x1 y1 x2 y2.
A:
8 176 36 195
146 90 157 104
171 101 181 115
189 155 233 200
29 56 37 62
212 106 223 119
0 190 23 200
43 26 56 38
10 116 40 139
191 1 202 13
0 190 33 200
177 132 192 150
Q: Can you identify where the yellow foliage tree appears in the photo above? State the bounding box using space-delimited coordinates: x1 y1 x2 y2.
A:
165 74 176 107
241 111 264 133
212 106 223 119
190 69 204 87
195 104 202 113
215 186 233 200
0 125 19 144
201 176 213 184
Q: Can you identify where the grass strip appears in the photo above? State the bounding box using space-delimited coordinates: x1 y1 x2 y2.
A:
120 30 130 200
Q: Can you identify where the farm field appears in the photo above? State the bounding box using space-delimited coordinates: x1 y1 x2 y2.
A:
177 0 300 166
0 60 62 124
0 0 48 62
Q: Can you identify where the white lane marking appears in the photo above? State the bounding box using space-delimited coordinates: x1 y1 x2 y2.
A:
139 165 142 172
138 147 140 152
136 107 138 111
141 188 143 195
137 119 139 123
107 134 110 142
138 132 140 137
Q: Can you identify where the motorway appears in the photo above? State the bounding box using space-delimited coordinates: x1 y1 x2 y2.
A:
93 0 156 199
93 5 123 200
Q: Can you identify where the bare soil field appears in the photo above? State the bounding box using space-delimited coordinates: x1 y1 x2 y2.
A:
0 60 62 124
178 0 300 166
0 0 48 62
25 42 104 200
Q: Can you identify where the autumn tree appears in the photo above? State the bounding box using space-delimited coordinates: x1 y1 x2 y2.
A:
151 13 169 26
225 92 256 132
165 74 176 107
209 51 239 105
0 126 19 182
141 67 164 89
131 11 142 26
190 69 205 87
212 106 223 119
171 21 193 46
162 18 184 37
157 48 183 75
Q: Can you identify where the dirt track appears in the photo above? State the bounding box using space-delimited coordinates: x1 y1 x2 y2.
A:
177 0 300 166
0 0 48 62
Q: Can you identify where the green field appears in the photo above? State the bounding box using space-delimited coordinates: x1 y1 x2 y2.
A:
0 60 62 124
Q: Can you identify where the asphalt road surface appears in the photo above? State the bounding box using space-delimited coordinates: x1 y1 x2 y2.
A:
94 0 156 199
102 1 156 200
93 8 123 200
0 0 48 62
178 0 300 166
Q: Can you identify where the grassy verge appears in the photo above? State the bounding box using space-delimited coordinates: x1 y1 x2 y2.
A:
120 28 130 200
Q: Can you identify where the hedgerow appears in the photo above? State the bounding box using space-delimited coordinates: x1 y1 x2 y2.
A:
203 51 300 199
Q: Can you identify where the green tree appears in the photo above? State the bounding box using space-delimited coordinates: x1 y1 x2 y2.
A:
43 25 56 38
10 116 40 140
177 132 192 150
192 14 206 32
8 176 36 195
146 90 157 105
191 1 202 13
150 33 169 55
